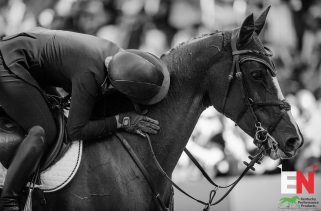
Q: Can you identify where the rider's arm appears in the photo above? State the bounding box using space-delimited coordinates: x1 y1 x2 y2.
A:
67 72 117 141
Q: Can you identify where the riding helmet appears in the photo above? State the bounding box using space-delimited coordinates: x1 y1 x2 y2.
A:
106 49 170 105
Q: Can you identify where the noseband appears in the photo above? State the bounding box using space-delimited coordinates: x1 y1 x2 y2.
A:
221 29 291 151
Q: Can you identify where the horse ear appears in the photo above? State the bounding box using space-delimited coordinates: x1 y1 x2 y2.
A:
255 5 271 35
238 13 255 46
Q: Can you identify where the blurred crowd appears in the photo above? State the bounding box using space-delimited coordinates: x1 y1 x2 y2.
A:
0 0 320 181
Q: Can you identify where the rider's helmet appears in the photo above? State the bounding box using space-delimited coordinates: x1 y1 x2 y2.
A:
106 49 170 105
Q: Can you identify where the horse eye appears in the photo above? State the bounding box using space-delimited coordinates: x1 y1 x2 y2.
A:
251 71 264 80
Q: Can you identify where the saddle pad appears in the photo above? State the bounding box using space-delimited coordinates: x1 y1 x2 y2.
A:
0 141 83 193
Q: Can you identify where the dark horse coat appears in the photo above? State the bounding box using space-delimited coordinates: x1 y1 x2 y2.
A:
39 12 303 211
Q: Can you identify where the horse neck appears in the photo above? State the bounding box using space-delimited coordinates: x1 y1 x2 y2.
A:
148 79 205 174
148 33 225 175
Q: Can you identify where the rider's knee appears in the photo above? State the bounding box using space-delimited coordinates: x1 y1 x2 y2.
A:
25 126 46 153
29 125 45 137
29 123 56 146
28 126 45 143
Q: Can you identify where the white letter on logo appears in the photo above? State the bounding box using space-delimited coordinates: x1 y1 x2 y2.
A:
281 171 296 194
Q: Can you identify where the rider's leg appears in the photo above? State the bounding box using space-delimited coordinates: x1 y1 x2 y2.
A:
0 126 45 211
0 64 57 210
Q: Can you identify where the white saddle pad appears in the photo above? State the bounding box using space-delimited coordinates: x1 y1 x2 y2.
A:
0 141 83 193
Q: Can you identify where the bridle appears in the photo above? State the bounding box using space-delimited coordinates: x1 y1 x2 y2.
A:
221 29 291 152
114 29 294 211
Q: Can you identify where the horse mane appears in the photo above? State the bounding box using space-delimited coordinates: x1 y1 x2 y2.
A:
159 30 229 101
160 31 221 59
160 30 232 70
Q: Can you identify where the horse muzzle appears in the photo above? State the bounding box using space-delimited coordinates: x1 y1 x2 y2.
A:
273 132 304 160
263 136 300 160
253 121 304 160
253 130 297 160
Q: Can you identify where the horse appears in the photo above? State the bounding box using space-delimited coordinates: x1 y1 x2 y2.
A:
28 8 303 211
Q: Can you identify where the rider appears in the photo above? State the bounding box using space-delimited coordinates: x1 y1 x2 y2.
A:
0 27 170 211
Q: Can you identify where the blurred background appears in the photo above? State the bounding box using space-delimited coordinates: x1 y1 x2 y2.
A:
0 0 320 210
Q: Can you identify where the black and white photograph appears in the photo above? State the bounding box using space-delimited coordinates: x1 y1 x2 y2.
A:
0 0 320 210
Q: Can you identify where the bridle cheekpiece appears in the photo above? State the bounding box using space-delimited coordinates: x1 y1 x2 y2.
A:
221 29 291 156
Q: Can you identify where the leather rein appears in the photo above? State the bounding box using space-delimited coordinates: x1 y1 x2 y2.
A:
115 29 292 211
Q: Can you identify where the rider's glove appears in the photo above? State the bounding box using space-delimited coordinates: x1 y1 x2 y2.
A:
116 112 160 137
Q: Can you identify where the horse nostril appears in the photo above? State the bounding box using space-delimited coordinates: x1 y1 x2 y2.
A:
285 138 299 151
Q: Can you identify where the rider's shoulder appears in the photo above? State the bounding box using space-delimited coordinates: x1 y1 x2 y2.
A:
1 27 53 41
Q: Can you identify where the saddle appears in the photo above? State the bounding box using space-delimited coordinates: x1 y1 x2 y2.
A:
0 102 71 171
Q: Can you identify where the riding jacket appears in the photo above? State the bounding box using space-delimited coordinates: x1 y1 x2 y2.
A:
0 27 120 140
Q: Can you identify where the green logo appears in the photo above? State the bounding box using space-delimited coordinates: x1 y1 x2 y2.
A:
279 196 300 209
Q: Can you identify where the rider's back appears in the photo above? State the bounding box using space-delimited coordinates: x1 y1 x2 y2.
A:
0 27 120 91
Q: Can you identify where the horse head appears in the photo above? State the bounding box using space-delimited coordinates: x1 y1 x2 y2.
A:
206 7 303 159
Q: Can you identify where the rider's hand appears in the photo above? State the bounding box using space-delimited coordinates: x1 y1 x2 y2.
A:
116 112 160 137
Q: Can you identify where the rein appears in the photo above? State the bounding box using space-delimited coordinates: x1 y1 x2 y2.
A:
115 130 267 211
